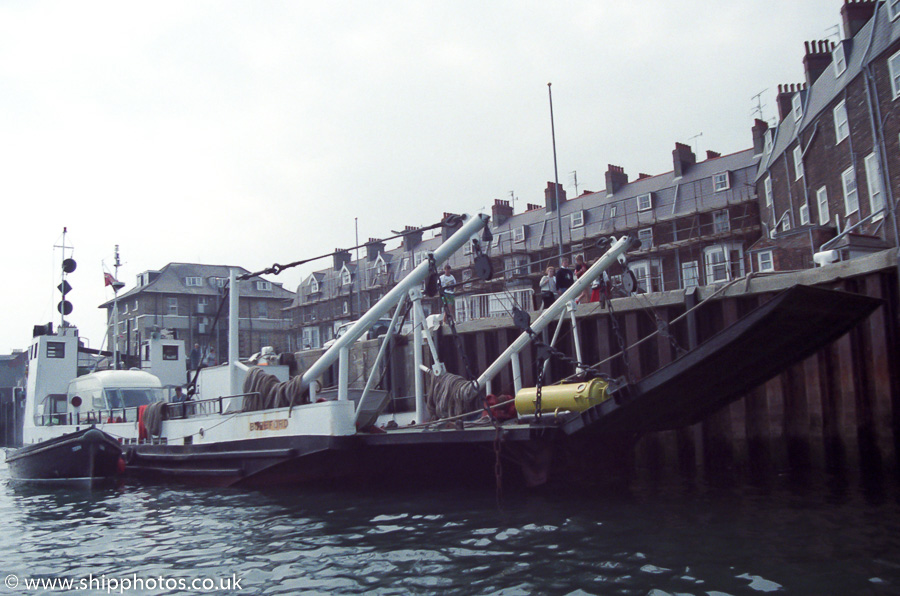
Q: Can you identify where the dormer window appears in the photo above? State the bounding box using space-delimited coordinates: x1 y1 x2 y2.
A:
764 130 774 154
570 210 584 228
833 42 846 76
255 280 271 291
713 172 730 192
185 276 202 287
340 266 352 286
374 255 387 276
308 276 320 293
637 193 652 212
513 226 526 243
637 227 653 247
889 0 900 21
792 92 803 122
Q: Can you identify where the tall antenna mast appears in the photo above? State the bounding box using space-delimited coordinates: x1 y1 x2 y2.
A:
750 88 767 122
570 170 579 196
113 245 121 369
54 227 76 330
508 191 518 212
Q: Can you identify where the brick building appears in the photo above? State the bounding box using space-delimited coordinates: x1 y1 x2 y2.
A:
101 263 295 362
750 0 900 271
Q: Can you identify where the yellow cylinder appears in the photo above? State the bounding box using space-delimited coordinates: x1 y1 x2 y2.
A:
514 378 610 415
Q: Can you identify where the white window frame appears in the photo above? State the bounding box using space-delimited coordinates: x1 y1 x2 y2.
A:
764 130 773 154
799 203 810 226
609 204 618 218
833 42 846 77
793 145 804 180
637 193 652 212
340 265 352 286
864 152 885 219
817 186 830 225
713 209 730 234
757 250 774 273
308 276 319 293
570 210 584 228
185 276 202 287
890 0 900 21
713 172 730 192
890 48 900 99
792 92 803 122
765 176 773 210
629 260 651 293
414 251 428 266
133 300 138 311
255 280 271 291
167 297 178 315
781 211 792 232
374 255 387 276
833 100 849 144
513 226 526 243
400 257 410 271
842 166 859 215
681 261 699 290
257 301 268 319
703 246 730 284
637 227 653 247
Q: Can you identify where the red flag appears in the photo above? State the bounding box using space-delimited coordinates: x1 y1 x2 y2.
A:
104 272 118 287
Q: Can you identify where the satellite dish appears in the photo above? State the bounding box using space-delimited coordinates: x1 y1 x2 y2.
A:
57 300 73 315
62 258 77 273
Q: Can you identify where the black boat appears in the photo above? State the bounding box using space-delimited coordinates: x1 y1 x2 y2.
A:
6 427 123 486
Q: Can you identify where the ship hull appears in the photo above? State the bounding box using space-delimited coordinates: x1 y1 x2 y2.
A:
6 427 123 486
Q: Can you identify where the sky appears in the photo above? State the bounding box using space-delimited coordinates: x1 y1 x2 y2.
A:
0 0 842 352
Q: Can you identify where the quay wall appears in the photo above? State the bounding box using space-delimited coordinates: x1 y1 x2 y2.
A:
444 249 900 484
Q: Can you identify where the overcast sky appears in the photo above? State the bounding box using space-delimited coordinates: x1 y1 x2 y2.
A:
0 0 841 351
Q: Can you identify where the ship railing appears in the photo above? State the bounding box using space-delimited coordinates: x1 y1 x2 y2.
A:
164 392 260 419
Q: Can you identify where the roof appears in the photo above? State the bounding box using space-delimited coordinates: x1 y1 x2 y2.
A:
99 262 294 308
757 4 900 180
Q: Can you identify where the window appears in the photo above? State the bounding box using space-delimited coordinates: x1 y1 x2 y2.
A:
609 204 618 218
890 48 900 99
214 277 227 288
162 345 179 361
864 152 885 218
185 276 202 287
309 276 320 293
792 92 803 122
133 300 138 311
817 186 830 225
681 261 699 290
374 256 387 276
890 0 900 20
637 193 652 211
842 166 859 214
197 296 209 313
765 176 773 209
122 303 128 314
255 280 271 291
414 251 428 266
47 341 66 359
833 42 846 76
793 145 804 180
704 246 730 283
342 301 349 315
757 251 774 272
713 210 730 233
637 227 653 247
833 100 849 143
764 130 773 154
713 172 730 192
513 226 526 243
341 267 352 286
570 210 584 228
800 203 810 226
167 297 178 315
504 256 529 279
400 257 410 271
257 301 268 318
630 261 650 292
781 211 792 232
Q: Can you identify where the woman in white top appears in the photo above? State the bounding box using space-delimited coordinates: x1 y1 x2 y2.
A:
539 266 557 309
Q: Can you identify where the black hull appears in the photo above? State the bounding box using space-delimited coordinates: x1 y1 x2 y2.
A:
6 427 123 485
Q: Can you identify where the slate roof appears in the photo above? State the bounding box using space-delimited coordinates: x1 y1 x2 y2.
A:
757 4 900 181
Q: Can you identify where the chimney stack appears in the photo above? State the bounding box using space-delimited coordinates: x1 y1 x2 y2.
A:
673 142 696 178
605 164 628 196
544 181 566 212
776 83 804 121
402 226 424 252
365 238 385 262
803 40 834 87
333 249 351 271
841 0 877 39
706 150 721 160
638 173 652 180
752 118 769 155
526 203 541 211
492 199 513 227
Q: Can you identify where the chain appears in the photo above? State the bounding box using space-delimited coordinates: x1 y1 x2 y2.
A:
607 296 634 385
535 360 544 422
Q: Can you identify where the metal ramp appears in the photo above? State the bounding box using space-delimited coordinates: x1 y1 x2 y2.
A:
563 284 882 437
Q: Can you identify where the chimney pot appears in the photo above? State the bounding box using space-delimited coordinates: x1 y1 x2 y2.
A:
544 181 566 212
673 142 696 178
841 0 877 39
802 39 833 87
605 164 629 196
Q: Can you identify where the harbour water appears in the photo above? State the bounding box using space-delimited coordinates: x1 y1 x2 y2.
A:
2 457 900 595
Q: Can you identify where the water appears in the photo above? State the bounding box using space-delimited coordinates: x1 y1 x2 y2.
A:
2 457 900 595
